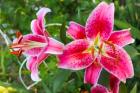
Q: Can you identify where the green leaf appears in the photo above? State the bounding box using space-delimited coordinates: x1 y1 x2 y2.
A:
115 19 140 40
42 82 52 93
132 55 140 78
130 83 137 93
124 45 138 58
53 69 71 93
60 22 67 44
119 83 127 93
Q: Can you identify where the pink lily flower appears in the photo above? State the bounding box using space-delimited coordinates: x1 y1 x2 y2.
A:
58 2 134 93
10 8 64 81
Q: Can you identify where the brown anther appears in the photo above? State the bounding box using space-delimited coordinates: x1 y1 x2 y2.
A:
80 89 89 93
16 31 22 38
91 48 94 57
10 49 23 57
98 43 103 54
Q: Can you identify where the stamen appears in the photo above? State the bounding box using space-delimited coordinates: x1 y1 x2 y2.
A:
103 40 115 53
98 43 103 54
16 31 22 38
17 36 23 44
10 49 23 57
103 40 120 64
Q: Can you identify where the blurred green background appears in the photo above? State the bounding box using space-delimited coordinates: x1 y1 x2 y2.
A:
0 0 140 93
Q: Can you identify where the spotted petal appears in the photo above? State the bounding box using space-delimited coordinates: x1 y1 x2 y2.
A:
84 61 102 85
58 39 93 70
85 2 114 40
67 21 86 39
100 44 134 82
91 84 109 93
108 29 135 47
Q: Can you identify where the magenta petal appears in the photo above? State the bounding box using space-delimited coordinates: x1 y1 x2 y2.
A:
58 52 93 70
36 8 51 30
60 39 89 55
31 48 49 81
45 37 64 54
26 56 40 81
110 75 120 93
25 48 42 56
31 62 41 81
91 84 109 93
23 34 46 43
26 46 49 81
31 19 44 35
67 21 86 39
108 29 135 47
26 56 37 70
58 39 94 70
100 44 134 82
84 61 102 85
36 45 49 64
85 2 114 40
22 34 47 56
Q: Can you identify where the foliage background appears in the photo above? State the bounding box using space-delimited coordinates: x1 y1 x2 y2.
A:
0 0 140 93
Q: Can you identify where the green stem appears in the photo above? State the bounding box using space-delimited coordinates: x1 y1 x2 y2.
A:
0 48 5 74
19 59 41 90
45 23 68 29
0 29 11 46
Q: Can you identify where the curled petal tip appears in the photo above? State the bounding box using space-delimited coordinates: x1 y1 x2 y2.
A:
36 7 51 17
31 71 41 81
127 28 131 30
132 39 135 43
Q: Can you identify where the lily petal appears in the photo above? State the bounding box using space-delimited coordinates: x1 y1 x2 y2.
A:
59 39 89 55
31 19 43 35
110 75 120 93
25 48 42 56
26 56 37 70
108 29 134 47
67 21 86 39
36 8 51 31
84 61 102 85
100 44 134 82
31 62 41 81
91 84 109 93
36 45 49 64
26 56 41 81
45 37 64 54
22 34 46 43
58 39 93 70
28 47 49 81
22 34 47 56
85 2 114 40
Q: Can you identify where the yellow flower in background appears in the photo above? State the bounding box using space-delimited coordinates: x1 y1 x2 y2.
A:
0 86 16 93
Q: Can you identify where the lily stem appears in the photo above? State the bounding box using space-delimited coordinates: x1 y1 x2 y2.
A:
45 23 68 29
